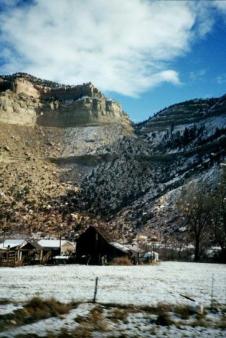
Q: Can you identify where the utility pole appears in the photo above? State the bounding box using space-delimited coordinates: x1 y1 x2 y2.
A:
2 218 7 248
59 224 63 256
59 234 62 256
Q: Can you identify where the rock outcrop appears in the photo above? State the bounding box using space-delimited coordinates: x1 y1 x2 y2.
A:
0 73 131 128
0 73 226 243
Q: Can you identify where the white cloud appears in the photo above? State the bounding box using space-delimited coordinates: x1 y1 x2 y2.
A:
0 0 224 96
214 0 226 12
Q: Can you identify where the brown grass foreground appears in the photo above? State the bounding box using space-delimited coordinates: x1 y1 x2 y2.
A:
1 298 225 338
0 297 73 331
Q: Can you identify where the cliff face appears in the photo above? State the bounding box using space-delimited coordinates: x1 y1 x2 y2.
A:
0 73 133 237
0 73 226 242
0 73 131 128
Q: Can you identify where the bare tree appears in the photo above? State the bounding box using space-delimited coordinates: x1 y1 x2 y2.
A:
177 182 212 262
210 165 226 256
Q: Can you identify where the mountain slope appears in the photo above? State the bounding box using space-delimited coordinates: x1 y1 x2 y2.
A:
0 73 225 242
72 95 226 239
0 73 132 236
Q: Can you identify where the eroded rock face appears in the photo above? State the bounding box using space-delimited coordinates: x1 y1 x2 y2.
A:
1 72 225 243
12 77 40 98
0 73 131 128
0 91 39 126
0 73 134 237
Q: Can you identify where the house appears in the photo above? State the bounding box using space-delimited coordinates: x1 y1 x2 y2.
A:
76 226 137 265
0 238 75 266
17 241 41 264
0 239 42 265
0 239 26 265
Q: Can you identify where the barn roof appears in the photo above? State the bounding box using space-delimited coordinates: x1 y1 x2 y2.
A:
0 239 26 250
110 242 141 254
79 225 114 242
109 242 130 253
37 239 74 249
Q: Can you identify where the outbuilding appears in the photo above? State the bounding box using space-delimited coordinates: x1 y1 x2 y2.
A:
37 239 75 263
0 239 26 265
76 226 134 264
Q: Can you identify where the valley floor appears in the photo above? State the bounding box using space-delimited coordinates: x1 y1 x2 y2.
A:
0 262 225 337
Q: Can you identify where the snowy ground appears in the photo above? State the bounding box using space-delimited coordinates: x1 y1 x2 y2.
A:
0 262 225 306
0 262 226 337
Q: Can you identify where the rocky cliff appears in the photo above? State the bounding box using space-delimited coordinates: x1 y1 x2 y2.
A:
0 73 225 243
0 73 132 237
0 73 131 128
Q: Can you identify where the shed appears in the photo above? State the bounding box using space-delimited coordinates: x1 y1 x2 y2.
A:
76 226 130 265
0 239 26 265
37 239 75 263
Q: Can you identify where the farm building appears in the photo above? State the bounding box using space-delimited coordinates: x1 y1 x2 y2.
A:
37 239 75 263
76 226 139 264
0 239 75 266
0 239 38 266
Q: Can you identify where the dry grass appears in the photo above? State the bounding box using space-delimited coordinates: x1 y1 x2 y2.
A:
4 301 226 337
174 304 194 319
74 305 110 336
15 335 40 338
25 297 72 318
140 303 173 315
110 307 129 322
111 256 132 265
190 318 209 328
156 312 173 326
216 314 226 329
0 297 73 331
0 299 11 305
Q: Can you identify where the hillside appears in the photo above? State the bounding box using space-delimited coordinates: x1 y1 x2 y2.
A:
0 73 226 243
0 73 132 237
72 95 226 240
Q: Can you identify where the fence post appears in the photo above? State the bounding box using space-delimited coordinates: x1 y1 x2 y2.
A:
93 277 99 303
210 274 215 309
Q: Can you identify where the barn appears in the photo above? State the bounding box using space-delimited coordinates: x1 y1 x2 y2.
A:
76 226 138 264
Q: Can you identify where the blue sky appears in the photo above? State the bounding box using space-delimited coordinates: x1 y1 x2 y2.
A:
109 13 226 122
0 0 226 122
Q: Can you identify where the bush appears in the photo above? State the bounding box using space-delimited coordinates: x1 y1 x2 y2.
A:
174 304 194 319
156 313 173 326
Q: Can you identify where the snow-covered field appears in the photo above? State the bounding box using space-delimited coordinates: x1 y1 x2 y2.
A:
0 262 225 306
0 262 226 337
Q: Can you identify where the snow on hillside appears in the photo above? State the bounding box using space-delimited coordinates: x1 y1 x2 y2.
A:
0 262 225 306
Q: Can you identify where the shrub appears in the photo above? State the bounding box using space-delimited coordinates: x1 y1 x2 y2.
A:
174 305 194 319
156 313 173 326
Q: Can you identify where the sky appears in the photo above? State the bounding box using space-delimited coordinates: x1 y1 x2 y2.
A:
0 0 226 122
